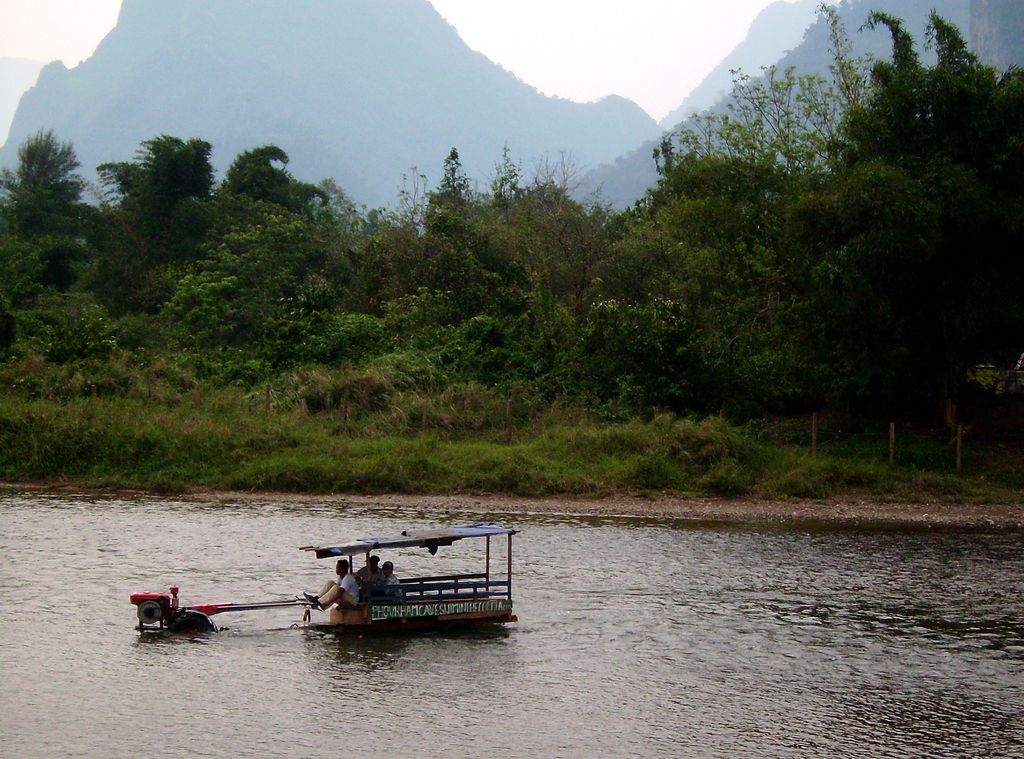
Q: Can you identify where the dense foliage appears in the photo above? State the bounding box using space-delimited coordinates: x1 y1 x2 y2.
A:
1 14 1021 425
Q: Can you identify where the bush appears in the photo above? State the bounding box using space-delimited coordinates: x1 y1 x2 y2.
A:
628 451 680 490
0 353 140 400
262 311 389 368
366 349 447 391
763 457 883 499
113 313 170 352
27 300 118 363
0 354 53 398
699 459 753 496
189 348 274 387
283 366 395 414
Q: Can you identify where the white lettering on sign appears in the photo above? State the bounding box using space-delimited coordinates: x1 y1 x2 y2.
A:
370 599 512 621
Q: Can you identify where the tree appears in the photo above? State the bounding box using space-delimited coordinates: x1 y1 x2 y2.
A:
315 177 365 235
490 144 522 221
654 64 845 192
515 180 611 316
222 145 327 216
163 196 336 359
0 236 44 308
0 129 84 239
621 65 842 414
572 298 711 412
619 12 1024 416
433 148 472 210
0 130 89 291
90 136 216 312
97 135 214 265
804 11 1024 410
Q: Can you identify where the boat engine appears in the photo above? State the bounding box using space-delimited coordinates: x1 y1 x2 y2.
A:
130 586 218 633
137 598 166 625
130 591 172 627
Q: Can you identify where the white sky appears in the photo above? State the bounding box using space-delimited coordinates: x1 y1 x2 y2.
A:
0 0 795 121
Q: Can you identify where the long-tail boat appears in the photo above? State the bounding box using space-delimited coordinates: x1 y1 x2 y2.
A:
129 522 517 634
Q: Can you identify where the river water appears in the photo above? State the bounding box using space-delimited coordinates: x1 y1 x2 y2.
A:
0 493 1021 758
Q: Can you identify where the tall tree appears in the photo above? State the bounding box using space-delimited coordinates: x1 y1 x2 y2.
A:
800 11 1024 411
90 136 215 312
0 129 84 238
0 130 88 290
222 145 326 216
434 148 472 210
490 144 522 221
97 135 214 264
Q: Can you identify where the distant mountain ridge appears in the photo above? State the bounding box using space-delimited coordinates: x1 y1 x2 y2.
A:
0 58 45 144
659 0 819 129
582 0 974 209
972 0 1024 70
0 0 658 205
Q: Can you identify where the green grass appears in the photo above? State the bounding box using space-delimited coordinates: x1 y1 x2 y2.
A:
0 391 1020 502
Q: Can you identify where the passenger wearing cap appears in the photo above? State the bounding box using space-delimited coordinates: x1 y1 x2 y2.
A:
381 560 400 595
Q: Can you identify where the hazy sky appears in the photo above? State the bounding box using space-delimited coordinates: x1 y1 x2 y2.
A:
0 0 797 121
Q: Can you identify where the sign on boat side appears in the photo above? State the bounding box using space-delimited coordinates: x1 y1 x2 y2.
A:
370 599 513 621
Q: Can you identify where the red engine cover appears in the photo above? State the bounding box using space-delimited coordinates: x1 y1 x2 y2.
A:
130 592 170 606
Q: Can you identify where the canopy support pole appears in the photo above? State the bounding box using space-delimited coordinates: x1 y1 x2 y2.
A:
507 533 513 601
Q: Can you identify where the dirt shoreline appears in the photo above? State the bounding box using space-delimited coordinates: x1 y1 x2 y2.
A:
3 482 1023 530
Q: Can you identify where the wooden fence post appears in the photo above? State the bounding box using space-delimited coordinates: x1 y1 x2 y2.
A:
505 398 513 443
421 398 429 433
956 425 963 472
888 422 896 465
265 383 272 412
811 412 818 456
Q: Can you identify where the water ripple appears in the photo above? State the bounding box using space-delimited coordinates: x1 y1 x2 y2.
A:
0 495 1022 758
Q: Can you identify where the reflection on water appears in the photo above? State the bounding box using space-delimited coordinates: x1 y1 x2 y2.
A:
0 492 1022 758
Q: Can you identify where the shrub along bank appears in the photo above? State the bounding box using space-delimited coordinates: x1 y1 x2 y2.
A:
1 378 1019 501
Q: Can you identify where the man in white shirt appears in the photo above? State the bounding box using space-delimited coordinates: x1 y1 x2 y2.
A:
305 559 359 610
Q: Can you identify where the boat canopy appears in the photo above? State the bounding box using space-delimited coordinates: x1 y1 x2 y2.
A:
301 522 516 559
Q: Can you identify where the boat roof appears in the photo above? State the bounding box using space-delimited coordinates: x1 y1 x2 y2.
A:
300 522 516 559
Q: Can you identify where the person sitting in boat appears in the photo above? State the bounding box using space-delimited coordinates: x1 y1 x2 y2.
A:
381 560 400 597
354 555 385 598
305 559 359 610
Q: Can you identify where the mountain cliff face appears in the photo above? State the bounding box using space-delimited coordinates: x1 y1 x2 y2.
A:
774 0 971 74
0 0 658 205
0 58 44 144
972 0 1024 70
659 0 819 129
582 0 972 209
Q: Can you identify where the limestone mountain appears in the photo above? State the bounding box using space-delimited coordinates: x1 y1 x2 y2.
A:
0 58 45 144
658 0 820 130
971 0 1024 70
0 0 658 205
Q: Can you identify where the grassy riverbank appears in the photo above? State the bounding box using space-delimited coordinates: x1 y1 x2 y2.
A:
1 390 1021 503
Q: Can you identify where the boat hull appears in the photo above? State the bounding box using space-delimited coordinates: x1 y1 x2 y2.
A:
309 601 516 634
